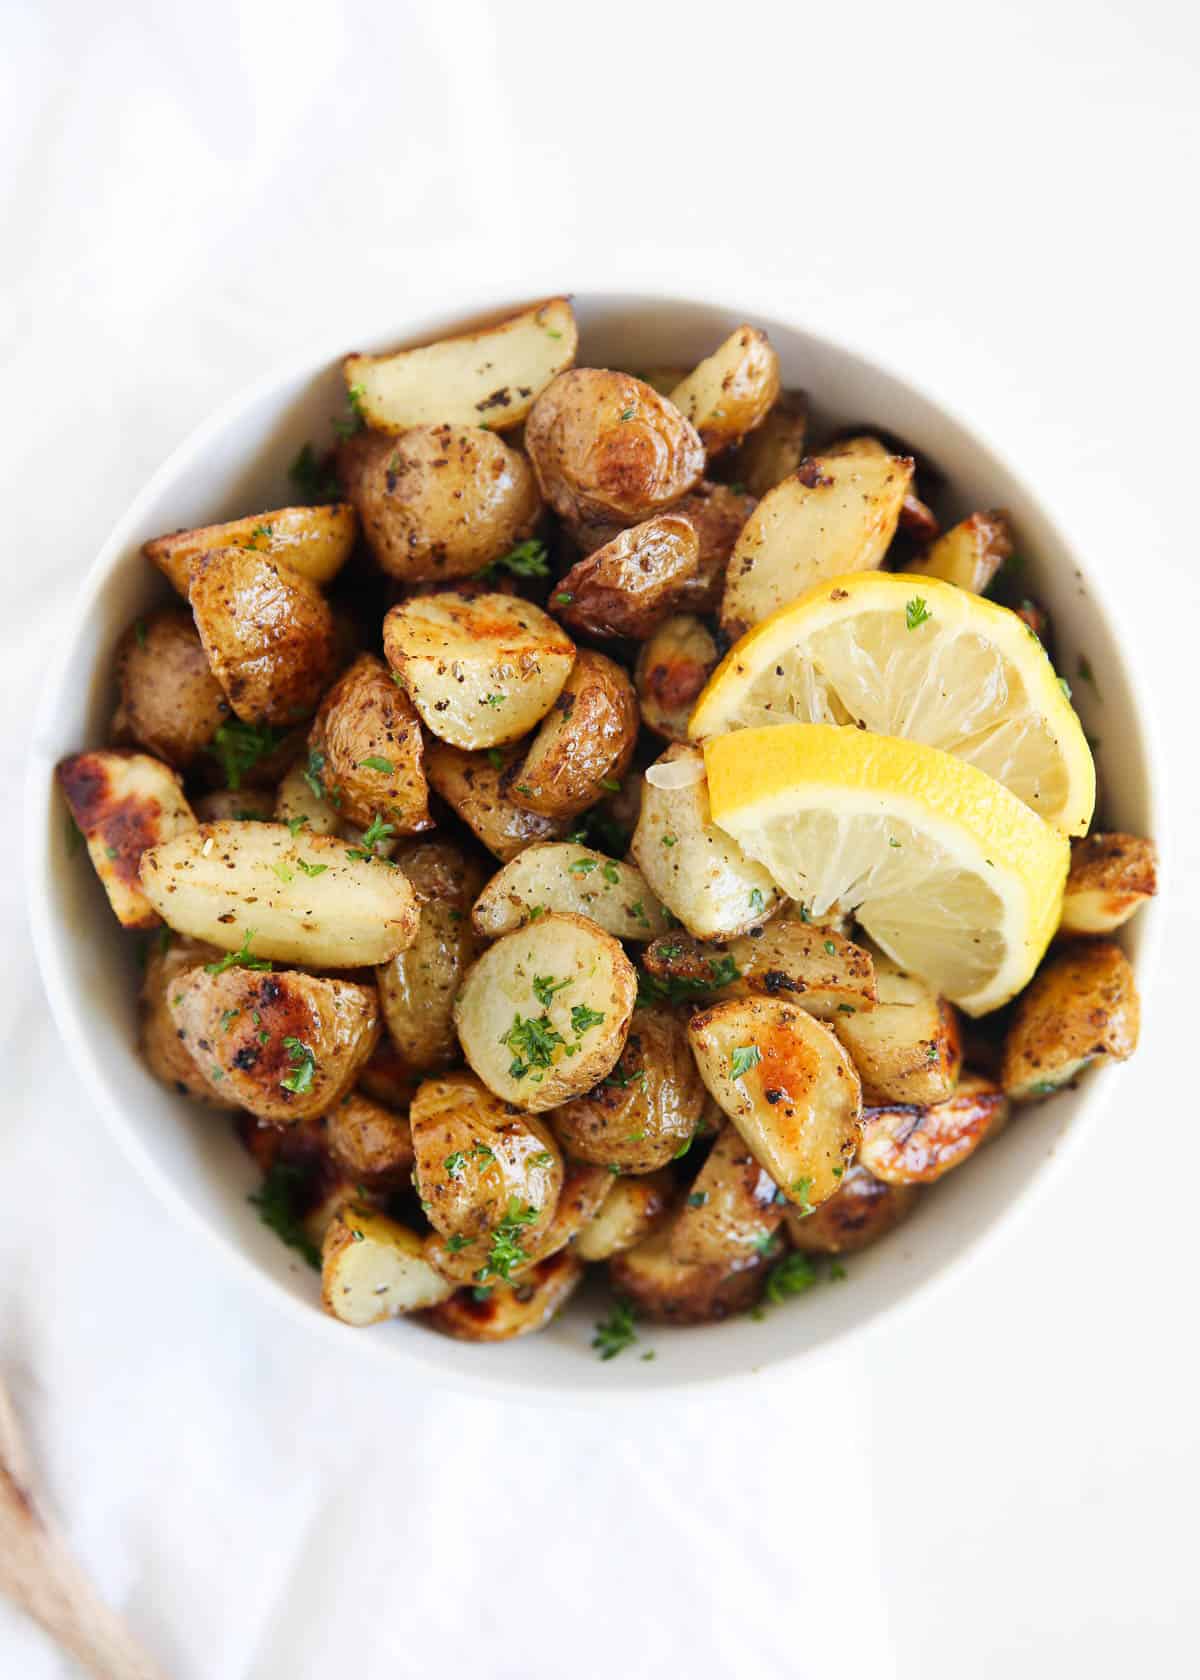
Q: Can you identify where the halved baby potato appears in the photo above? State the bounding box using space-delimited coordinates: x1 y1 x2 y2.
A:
454 912 637 1111
383 592 575 750
642 921 877 1022
574 1170 674 1262
858 1072 1009 1185
375 839 486 1072
635 615 721 741
424 741 571 862
669 482 758 614
273 758 341 836
139 932 237 1106
144 503 356 596
608 1228 768 1324
786 1164 918 1255
58 749 196 928
669 325 780 455
1059 833 1158 935
1002 940 1140 1101
471 843 669 942
832 950 961 1106
505 651 638 819
322 1207 453 1325
307 652 430 832
427 1249 584 1342
324 1090 415 1187
723 391 808 496
552 515 700 639
688 997 862 1210
524 1159 618 1264
906 510 1013 595
115 609 230 770
668 1122 784 1267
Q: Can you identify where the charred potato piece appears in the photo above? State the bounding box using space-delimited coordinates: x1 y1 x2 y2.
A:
169 966 380 1122
688 997 862 1210
193 788 276 823
471 842 669 942
552 515 700 639
668 1123 784 1266
832 951 962 1105
383 592 575 750
724 391 808 497
670 482 757 613
424 741 570 862
144 503 356 596
635 615 720 741
115 609 229 769
574 1170 674 1262
1002 940 1140 1101
325 1090 415 1187
307 653 430 833
609 1228 768 1325
273 757 341 836
58 749 196 928
630 743 782 939
505 651 638 818
189 546 337 726
139 821 420 967
786 1164 917 1255
322 1207 453 1325
1059 833 1158 935
525 369 705 526
897 490 940 544
551 1003 706 1172
643 922 877 1022
669 325 780 456
427 1250 584 1342
454 913 637 1111
344 297 577 434
907 511 1013 595
139 933 237 1106
354 424 541 581
859 1073 1009 1185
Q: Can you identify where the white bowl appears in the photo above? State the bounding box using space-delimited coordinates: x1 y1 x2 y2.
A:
25 290 1163 1397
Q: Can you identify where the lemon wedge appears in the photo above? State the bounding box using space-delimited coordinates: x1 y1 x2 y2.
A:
689 571 1095 836
704 723 1069 1015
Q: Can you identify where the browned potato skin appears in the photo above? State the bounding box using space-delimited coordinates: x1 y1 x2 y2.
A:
354 424 541 581
635 615 720 742
668 1124 784 1266
115 610 229 769
308 653 431 833
189 546 337 726
525 369 705 526
357 1035 420 1111
670 326 780 455
670 482 757 613
786 1165 918 1255
550 1003 706 1172
57 749 196 929
425 740 570 862
325 1090 414 1187
375 839 486 1072
833 960 962 1106
724 392 808 497
858 1073 1009 1186
1002 940 1140 1101
553 515 700 639
1059 833 1158 936
169 967 380 1123
523 1159 614 1264
574 1170 674 1261
609 1228 768 1325
143 503 356 596
505 651 638 819
192 788 276 822
643 923 877 1022
427 1249 584 1342
907 510 1012 594
139 933 237 1107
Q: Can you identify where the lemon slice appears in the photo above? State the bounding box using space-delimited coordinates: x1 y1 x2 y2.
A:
689 571 1095 836
704 723 1069 1015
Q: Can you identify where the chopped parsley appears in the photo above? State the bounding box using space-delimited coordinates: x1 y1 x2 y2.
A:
204 930 272 975
662 833 678 847
476 1198 540 1282
218 1008 240 1033
532 973 571 1008
555 591 574 605
569 857 599 875
279 1037 317 1095
272 861 294 884
332 383 367 438
501 1012 565 1080
357 755 394 774
749 887 766 912
478 538 549 580
672 1131 698 1160
445 1235 475 1253
905 596 932 631
592 1298 638 1360
483 693 505 708
346 813 395 861
765 1251 818 1302
286 815 309 838
619 406 635 422
824 939 837 955
207 719 286 791
133 618 148 648
444 1152 466 1180
637 952 740 1009
302 749 338 805
530 1151 555 1168
599 778 621 794
729 1044 761 1080
570 1004 605 1036
486 748 505 770
249 1160 321 1269
295 858 327 877
289 442 342 502
687 1191 709 1208
791 1177 814 1217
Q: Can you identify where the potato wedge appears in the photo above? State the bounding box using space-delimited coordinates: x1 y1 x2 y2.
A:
344 297 577 434
139 932 237 1106
552 515 700 639
505 651 638 818
58 749 196 928
551 1002 707 1172
630 743 782 939
906 510 1013 595
144 503 356 596
354 424 540 581
454 913 637 1111
859 1072 1009 1185
670 482 757 613
115 609 230 769
427 1250 584 1342
325 1090 414 1187
719 444 914 637
832 950 962 1105
574 1170 674 1262
273 758 341 836
169 966 380 1122
322 1207 453 1325
471 843 669 942
786 1165 917 1255
307 653 430 833
375 840 486 1072
138 821 420 966
669 325 780 455
688 997 862 1209
1059 833 1158 935
189 546 337 726
642 921 877 1022
192 788 276 823
635 615 721 741
668 1123 784 1266
424 741 570 862
525 369 704 526
723 391 808 497
608 1228 768 1324
383 592 575 750
1002 940 1140 1101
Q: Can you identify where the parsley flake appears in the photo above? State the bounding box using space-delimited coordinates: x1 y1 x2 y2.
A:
905 596 932 631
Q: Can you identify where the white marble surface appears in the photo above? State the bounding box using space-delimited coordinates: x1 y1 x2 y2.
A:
3 1 1197 1674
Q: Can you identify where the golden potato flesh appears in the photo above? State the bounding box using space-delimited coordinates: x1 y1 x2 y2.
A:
724 391 808 497
906 511 1013 595
375 839 486 1073
470 843 670 943
642 921 877 1022
506 651 638 818
608 1228 768 1325
858 1072 1009 1185
354 424 541 581
193 788 276 823
786 1165 917 1255
1002 940 1140 1101
1059 833 1158 936
525 369 705 526
58 749 196 928
669 325 780 455
635 615 720 742
115 609 229 770
574 1170 674 1262
669 482 757 614
424 741 570 862
668 1123 784 1267
832 951 962 1106
139 933 237 1107
189 546 337 726
308 653 430 833
427 1250 584 1342
552 515 700 639
322 1208 453 1325
325 1091 414 1187
143 503 356 596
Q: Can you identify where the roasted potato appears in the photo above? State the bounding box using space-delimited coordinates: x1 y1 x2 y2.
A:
858 1072 1009 1185
357 1035 420 1111
115 609 229 769
58 749 196 928
169 966 380 1122
719 443 914 638
832 950 962 1105
344 297 577 434
668 1123 784 1266
906 511 1013 595
786 1165 917 1255
608 1228 768 1324
375 839 486 1071
688 997 862 1209
471 843 669 942
192 788 276 823
669 482 757 613
427 1250 584 1342
525 369 705 526
723 391 808 497
189 546 337 726
630 743 782 939
273 757 341 836
306 653 430 833
138 821 420 966
550 1002 707 1172
643 921 877 1021
144 503 356 596
1059 833 1158 935
1002 940 1140 1101
322 1207 453 1325
353 424 541 581
383 592 575 750
325 1090 414 1187
454 913 637 1111
139 932 237 1106
552 515 700 639
669 325 780 455
504 652 638 819
574 1170 674 1261
523 1159 615 1262
424 741 571 862
635 615 720 742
